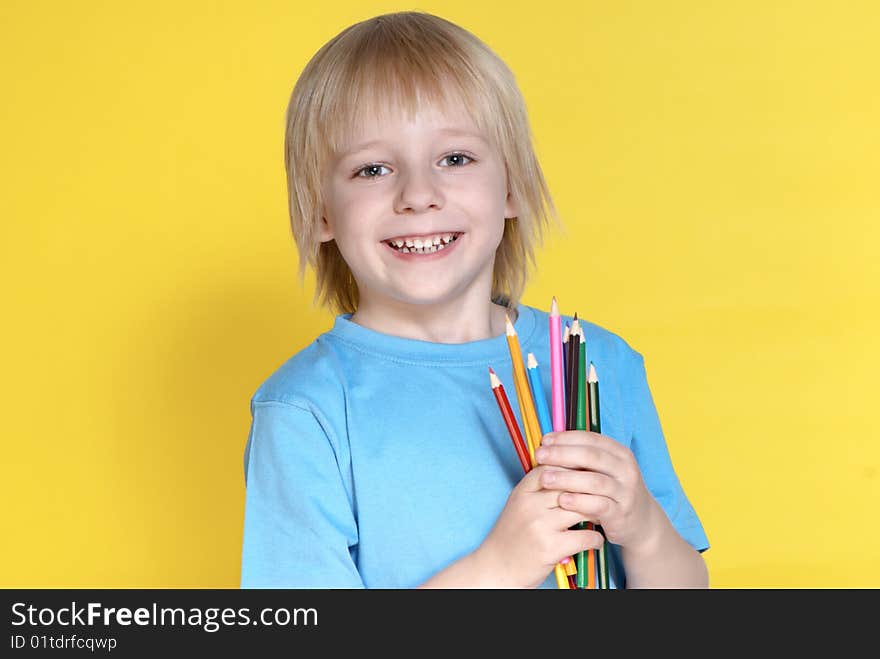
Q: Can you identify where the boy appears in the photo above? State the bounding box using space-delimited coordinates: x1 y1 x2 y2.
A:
240 11 709 588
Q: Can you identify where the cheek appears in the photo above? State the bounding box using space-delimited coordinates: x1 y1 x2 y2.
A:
327 195 379 238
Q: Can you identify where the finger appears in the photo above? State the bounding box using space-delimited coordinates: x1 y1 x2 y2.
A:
551 506 600 530
540 469 621 503
515 465 553 492
554 528 605 562
556 492 615 520
517 464 573 493
511 471 576 510
534 443 623 477
531 488 574 510
542 431 630 461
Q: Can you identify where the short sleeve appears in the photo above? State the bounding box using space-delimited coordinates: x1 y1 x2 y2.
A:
626 351 710 554
240 400 365 588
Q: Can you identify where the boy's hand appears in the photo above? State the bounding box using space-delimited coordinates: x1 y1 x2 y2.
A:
474 465 604 588
534 431 665 554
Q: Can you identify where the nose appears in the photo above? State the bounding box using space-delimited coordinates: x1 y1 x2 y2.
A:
393 168 444 214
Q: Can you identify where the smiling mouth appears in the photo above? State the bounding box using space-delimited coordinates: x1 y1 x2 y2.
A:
383 232 463 254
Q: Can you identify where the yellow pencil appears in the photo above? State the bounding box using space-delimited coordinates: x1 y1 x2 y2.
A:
504 314 570 589
505 315 543 465
511 370 536 465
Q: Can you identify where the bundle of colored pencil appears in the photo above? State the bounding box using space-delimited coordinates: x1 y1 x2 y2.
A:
488 296 610 589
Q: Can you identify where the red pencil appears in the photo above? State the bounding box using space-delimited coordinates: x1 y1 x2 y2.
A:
489 367 531 473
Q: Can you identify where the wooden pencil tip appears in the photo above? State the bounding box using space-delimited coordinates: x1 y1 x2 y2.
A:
527 352 538 368
550 296 559 315
489 369 502 388
488 366 496 374
589 362 597 382
505 314 516 335
573 311 578 321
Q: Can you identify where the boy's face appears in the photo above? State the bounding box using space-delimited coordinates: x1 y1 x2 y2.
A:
319 100 517 312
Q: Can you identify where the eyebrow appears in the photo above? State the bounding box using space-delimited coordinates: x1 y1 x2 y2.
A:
340 128 488 158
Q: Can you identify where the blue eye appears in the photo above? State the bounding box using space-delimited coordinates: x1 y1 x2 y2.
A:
353 154 473 178
355 164 391 179
440 153 473 167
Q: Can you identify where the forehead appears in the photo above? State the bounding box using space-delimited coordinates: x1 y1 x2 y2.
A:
329 88 493 158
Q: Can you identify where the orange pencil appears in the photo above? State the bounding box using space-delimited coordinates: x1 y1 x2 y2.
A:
505 314 543 465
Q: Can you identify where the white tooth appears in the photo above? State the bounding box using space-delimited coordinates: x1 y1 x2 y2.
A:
436 243 446 250
427 245 437 253
405 239 414 247
394 239 404 247
432 236 441 245
414 239 424 248
402 247 409 253
442 234 452 243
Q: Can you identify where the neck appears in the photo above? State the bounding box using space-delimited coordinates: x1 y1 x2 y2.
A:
350 297 516 344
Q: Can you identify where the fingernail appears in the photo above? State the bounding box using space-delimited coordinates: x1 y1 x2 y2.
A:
542 435 554 446
534 448 547 461
560 556 570 565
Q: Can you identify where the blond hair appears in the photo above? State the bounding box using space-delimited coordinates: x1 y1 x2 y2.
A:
284 11 561 315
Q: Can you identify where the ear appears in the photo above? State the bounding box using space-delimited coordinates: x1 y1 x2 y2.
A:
504 190 519 220
317 215 334 242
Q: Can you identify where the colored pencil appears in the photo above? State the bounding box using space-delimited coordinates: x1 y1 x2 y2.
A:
572 320 587 588
489 367 531 473
506 315 542 467
559 313 580 579
502 317 571 588
596 524 609 589
549 297 566 433
575 323 587 433
511 371 536 465
562 323 570 421
561 319 583 581
567 316 579 435
573 323 597 589
563 325 570 429
589 361 610 589
526 353 553 444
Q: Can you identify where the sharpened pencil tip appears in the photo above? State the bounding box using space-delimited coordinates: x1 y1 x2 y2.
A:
488 366 496 375
488 369 502 388
505 314 516 336
589 362 597 382
550 296 559 315
527 352 538 369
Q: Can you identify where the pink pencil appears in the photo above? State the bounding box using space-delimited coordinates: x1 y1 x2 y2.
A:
550 296 565 432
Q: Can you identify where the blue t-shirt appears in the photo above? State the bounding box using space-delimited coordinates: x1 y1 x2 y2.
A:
240 303 709 588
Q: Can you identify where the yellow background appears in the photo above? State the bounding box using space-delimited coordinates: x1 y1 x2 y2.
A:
2 1 878 588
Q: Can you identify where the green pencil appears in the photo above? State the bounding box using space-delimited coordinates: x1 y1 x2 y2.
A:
589 361 610 589
574 321 595 589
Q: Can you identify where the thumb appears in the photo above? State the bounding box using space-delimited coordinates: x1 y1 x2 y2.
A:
554 528 605 563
